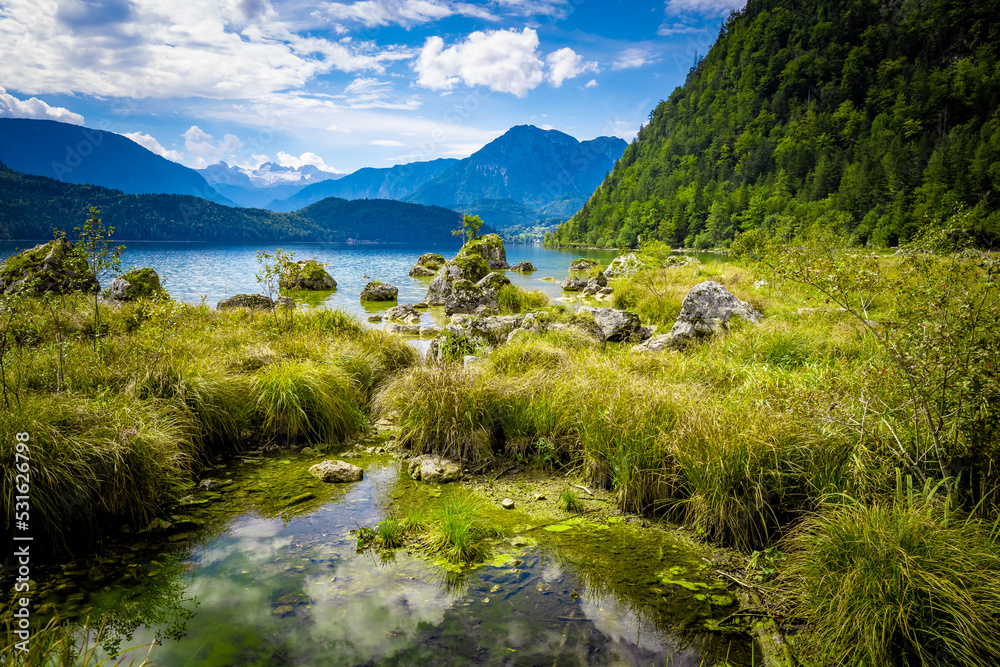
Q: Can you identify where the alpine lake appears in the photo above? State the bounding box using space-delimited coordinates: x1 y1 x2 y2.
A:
1 241 755 666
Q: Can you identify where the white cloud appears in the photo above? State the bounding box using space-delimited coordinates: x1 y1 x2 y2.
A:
657 22 705 35
123 131 184 162
276 150 341 172
491 0 567 17
183 126 243 168
324 0 456 28
545 47 598 88
583 79 597 89
665 0 746 16
613 47 658 70
414 28 544 97
0 86 84 124
0 0 406 99
370 139 406 146
338 77 421 110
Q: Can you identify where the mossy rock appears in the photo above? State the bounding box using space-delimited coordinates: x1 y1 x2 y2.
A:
217 293 274 310
0 237 97 295
279 260 337 291
108 268 167 301
360 281 398 302
569 258 599 271
460 234 509 269
410 253 445 277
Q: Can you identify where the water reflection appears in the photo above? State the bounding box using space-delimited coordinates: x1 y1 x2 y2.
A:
31 453 755 666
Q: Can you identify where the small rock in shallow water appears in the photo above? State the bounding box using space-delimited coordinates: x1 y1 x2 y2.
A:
367 315 383 323
501 498 515 510
308 460 363 483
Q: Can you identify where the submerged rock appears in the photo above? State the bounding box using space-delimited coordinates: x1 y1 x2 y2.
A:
279 260 337 291
0 237 98 295
217 293 274 310
660 281 763 350
408 455 462 483
510 261 537 272
360 281 398 301
578 306 642 342
308 459 364 483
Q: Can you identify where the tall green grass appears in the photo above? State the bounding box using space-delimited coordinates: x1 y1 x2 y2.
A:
781 495 1000 666
422 494 500 563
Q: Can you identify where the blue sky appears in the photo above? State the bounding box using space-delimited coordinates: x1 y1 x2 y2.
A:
0 0 745 174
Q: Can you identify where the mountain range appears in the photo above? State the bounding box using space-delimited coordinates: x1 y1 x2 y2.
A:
199 161 344 208
0 161 464 244
0 118 234 207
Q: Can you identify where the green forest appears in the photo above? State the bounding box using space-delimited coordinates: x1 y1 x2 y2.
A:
0 162 464 243
548 0 1000 249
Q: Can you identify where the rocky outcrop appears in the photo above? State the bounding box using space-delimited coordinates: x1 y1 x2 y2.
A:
578 306 642 342
308 459 364 483
360 281 398 301
408 455 462 483
441 272 511 315
279 260 337 291
462 234 509 269
569 258 598 271
604 253 644 279
108 268 166 301
0 237 98 295
409 253 445 277
561 276 587 291
384 303 421 323
510 261 536 272
217 293 274 310
649 281 763 350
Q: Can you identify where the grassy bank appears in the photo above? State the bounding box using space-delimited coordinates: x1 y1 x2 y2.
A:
0 295 417 552
374 233 1000 664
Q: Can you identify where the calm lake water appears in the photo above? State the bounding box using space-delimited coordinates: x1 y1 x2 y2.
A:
0 241 621 320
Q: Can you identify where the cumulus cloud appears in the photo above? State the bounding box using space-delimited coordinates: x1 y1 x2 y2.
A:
183 126 243 168
414 28 544 97
123 131 184 162
0 87 85 124
613 47 657 70
665 0 746 16
276 150 341 172
545 47 598 88
0 0 405 99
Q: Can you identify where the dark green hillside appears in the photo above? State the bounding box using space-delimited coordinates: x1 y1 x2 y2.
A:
550 0 1000 249
0 163 462 243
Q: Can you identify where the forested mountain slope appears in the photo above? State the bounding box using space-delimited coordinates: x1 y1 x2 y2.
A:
549 0 1000 248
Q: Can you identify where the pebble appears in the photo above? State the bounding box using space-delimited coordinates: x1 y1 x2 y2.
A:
501 498 515 510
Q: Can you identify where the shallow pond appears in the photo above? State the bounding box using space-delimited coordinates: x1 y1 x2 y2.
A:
19 449 758 666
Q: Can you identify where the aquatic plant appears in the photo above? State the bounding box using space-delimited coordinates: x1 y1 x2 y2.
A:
0 616 155 666
561 487 582 512
422 494 500 564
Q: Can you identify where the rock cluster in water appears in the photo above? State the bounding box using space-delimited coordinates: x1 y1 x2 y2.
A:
423 236 514 315
510 261 536 272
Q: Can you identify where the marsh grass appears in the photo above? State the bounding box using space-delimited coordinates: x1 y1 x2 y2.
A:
422 494 501 564
561 487 582 512
781 495 1000 666
497 284 549 314
1 298 414 550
